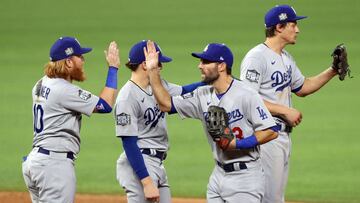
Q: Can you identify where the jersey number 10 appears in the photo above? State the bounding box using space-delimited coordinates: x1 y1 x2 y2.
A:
33 104 44 134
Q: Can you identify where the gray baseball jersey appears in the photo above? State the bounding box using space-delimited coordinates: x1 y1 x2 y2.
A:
23 75 99 202
240 43 305 107
115 79 182 150
115 79 182 203
32 76 99 154
172 79 276 163
240 43 305 203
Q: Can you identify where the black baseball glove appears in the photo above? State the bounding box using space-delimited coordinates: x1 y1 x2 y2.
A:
206 105 234 150
331 44 352 81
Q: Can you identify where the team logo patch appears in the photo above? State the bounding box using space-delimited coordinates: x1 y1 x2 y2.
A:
78 90 91 101
116 113 131 126
256 106 268 120
279 13 288 21
182 92 194 99
65 47 74 56
245 69 260 83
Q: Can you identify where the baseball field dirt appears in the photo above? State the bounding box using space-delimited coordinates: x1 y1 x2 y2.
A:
0 192 303 203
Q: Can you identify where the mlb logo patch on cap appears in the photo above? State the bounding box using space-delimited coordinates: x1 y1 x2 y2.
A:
265 5 307 28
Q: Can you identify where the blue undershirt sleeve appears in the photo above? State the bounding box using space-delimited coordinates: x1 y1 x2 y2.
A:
95 98 112 113
291 84 303 93
269 125 280 132
121 136 149 180
181 82 206 95
168 97 177 114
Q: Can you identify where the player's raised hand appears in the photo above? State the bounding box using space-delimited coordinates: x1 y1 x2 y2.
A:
143 40 159 71
104 41 120 68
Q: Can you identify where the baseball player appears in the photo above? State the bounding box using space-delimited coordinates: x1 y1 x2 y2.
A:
115 40 205 203
22 36 120 203
240 5 342 203
145 40 279 203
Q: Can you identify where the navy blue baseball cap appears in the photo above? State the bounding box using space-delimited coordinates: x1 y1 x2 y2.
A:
192 43 233 69
265 5 307 28
49 37 92 61
128 40 172 64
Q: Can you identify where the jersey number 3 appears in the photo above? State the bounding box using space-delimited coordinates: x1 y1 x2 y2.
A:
232 127 243 139
33 104 44 133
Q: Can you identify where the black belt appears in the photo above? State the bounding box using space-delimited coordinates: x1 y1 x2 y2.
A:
38 147 75 160
141 148 167 161
217 161 247 172
274 117 292 133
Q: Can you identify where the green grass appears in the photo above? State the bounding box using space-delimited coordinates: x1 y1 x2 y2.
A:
1 0 360 202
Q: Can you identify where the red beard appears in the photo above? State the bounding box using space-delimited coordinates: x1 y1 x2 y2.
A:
70 66 86 82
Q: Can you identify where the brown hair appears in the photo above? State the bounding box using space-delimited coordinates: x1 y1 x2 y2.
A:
265 23 287 37
44 60 69 79
125 61 140 72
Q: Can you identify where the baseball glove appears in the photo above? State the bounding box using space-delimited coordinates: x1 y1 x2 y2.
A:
206 105 234 150
331 44 352 81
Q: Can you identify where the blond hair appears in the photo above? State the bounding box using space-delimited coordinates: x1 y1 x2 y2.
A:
44 60 69 79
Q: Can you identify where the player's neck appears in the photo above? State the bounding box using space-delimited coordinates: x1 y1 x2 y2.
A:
213 75 233 94
264 37 286 55
65 75 73 83
130 73 150 89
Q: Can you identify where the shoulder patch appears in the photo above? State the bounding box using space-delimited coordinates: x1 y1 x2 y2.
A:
116 113 131 126
182 92 194 99
245 69 260 83
78 90 92 101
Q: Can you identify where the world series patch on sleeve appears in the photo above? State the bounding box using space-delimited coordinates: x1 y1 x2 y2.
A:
116 113 131 126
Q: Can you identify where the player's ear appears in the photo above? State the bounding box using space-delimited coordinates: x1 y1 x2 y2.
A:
65 58 73 68
218 62 226 72
275 24 285 33
141 62 147 71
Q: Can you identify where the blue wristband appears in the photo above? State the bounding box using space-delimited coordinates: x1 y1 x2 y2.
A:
105 66 118 89
236 135 259 149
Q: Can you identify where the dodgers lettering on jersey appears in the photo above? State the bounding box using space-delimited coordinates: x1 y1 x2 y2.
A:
115 80 182 151
203 109 244 125
144 104 165 128
32 76 99 154
240 43 305 107
172 79 276 163
271 67 292 91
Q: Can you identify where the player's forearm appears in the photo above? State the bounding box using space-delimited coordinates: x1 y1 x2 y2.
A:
148 69 172 112
228 129 278 150
296 67 337 97
99 87 117 107
264 100 289 118
94 67 119 113
254 128 278 144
